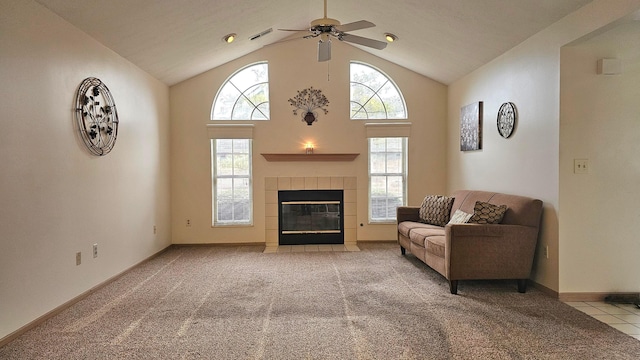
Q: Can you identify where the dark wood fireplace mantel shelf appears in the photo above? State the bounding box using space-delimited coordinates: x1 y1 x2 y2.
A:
261 153 359 162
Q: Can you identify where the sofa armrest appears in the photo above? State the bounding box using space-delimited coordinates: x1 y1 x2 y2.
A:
397 206 421 223
444 224 539 280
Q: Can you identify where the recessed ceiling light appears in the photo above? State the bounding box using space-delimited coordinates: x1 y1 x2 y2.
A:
384 33 397 43
223 33 237 44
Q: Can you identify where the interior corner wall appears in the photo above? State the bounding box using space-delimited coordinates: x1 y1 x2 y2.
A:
170 36 447 245
559 22 640 294
0 0 171 340
447 0 640 293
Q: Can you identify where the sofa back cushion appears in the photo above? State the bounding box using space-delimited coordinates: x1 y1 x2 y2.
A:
450 190 542 227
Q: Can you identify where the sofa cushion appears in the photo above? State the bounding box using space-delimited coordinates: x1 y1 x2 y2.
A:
418 195 455 226
408 227 445 248
397 221 437 238
425 235 446 258
468 201 507 224
448 209 473 224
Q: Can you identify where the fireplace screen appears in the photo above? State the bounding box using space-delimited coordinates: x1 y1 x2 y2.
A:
278 190 344 245
281 201 341 234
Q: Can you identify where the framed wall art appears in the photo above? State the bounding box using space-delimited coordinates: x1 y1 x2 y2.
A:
460 101 483 151
75 77 119 156
497 102 517 138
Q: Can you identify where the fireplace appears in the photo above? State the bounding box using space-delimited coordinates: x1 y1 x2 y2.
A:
278 190 344 245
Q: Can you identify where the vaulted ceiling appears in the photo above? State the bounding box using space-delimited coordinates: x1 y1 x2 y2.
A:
35 0 594 86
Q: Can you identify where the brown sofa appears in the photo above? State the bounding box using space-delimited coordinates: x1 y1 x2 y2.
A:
397 190 543 294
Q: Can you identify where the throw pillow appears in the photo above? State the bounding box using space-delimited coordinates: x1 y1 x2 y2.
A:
419 195 455 226
448 209 473 224
468 201 507 224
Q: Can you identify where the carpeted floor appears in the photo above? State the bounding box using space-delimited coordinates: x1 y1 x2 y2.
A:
2 243 640 359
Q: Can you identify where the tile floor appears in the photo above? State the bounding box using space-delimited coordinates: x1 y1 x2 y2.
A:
565 301 640 341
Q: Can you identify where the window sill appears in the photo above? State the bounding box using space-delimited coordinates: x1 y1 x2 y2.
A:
368 220 397 225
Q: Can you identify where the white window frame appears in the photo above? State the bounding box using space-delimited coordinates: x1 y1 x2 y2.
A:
211 62 270 120
211 138 253 226
368 137 408 223
350 61 407 120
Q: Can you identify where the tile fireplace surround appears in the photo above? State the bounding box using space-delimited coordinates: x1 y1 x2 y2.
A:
264 176 358 253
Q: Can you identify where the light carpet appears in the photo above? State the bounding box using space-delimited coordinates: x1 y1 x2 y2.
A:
2 243 639 359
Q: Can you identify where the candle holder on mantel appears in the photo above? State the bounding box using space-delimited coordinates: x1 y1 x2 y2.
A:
305 143 314 154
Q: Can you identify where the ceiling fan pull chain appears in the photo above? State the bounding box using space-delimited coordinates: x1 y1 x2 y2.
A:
327 61 330 82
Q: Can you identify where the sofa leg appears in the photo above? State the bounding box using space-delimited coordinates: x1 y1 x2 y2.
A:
517 279 527 293
449 280 458 295
400 246 406 255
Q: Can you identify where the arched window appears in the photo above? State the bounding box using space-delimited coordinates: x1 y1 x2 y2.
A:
211 62 270 120
350 62 406 119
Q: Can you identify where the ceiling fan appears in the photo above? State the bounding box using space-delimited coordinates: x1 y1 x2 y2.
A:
279 0 387 62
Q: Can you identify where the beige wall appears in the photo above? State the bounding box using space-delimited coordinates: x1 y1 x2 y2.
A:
448 0 640 293
0 0 171 340
560 20 640 293
170 37 447 244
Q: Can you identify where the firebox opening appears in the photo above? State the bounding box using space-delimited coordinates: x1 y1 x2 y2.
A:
278 190 344 245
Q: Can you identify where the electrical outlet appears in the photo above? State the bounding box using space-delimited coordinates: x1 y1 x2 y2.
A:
93 243 98 258
76 252 81 266
153 225 157 235
186 219 191 227
574 159 589 174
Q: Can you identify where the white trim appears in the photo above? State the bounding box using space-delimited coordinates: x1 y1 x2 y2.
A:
364 122 411 138
207 124 254 139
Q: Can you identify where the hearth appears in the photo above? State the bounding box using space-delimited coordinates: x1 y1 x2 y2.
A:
278 190 344 245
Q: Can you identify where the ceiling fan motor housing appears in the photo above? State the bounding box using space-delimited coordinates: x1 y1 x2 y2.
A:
311 17 341 28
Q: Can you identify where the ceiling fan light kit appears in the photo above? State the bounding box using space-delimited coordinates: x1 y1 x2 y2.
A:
278 0 388 62
318 39 331 62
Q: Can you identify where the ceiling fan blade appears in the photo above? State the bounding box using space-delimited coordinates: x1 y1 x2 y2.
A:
318 40 331 62
340 33 387 50
278 28 308 32
265 32 309 47
334 20 375 33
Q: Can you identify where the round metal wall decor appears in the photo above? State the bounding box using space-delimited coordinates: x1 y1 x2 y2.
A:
75 77 119 155
497 102 517 138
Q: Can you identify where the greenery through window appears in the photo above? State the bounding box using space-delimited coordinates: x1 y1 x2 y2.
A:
369 137 407 222
212 139 252 226
212 62 269 120
350 62 406 119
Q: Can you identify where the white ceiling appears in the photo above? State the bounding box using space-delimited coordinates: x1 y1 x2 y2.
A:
35 0 594 86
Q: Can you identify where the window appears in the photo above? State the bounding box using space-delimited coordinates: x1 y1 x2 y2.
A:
211 139 252 226
211 62 269 120
350 62 407 119
369 137 407 222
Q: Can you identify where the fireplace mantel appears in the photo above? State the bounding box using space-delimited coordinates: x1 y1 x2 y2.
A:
261 153 359 162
